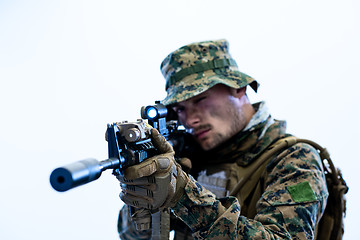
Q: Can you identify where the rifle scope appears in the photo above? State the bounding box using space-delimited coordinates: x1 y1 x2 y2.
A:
141 103 167 121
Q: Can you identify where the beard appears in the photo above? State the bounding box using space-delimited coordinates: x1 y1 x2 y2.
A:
193 101 248 151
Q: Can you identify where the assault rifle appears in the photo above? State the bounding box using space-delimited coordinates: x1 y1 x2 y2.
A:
50 102 187 240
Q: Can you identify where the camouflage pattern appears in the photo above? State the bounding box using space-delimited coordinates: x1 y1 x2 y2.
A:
160 39 259 105
117 102 329 239
171 102 329 239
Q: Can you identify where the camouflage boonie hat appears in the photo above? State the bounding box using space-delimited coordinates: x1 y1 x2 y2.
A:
160 39 259 105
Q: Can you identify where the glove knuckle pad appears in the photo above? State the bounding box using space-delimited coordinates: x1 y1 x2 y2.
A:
157 158 170 169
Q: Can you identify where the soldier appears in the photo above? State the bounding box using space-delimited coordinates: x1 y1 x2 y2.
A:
117 39 329 239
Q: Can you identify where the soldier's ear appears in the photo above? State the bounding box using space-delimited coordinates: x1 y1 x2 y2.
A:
231 87 247 99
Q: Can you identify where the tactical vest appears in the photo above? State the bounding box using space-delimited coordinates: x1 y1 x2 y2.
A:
196 150 268 219
175 137 348 240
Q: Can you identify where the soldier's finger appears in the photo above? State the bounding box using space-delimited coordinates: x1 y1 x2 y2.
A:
120 191 154 209
124 158 159 179
125 154 172 179
117 175 155 186
121 184 156 198
151 128 174 154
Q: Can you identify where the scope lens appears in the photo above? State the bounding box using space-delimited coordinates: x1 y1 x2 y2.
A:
146 107 158 119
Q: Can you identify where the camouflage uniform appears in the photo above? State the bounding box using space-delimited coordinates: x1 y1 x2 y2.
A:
118 40 328 239
170 102 328 239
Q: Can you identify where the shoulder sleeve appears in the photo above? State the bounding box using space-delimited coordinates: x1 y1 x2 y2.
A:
172 143 329 239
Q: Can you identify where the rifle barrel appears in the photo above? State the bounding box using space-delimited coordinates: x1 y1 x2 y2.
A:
50 158 120 192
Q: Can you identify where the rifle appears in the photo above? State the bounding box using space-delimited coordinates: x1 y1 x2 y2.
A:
50 102 186 240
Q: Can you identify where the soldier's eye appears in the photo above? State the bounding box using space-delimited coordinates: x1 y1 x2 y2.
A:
173 107 184 114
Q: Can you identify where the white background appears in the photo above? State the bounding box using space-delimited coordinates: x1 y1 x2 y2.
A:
0 0 359 239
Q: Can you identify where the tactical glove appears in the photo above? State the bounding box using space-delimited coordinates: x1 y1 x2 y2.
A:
117 128 189 209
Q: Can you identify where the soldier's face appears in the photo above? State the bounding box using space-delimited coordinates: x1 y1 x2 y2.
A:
172 84 250 151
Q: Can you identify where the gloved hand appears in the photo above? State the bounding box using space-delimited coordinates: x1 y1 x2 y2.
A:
117 128 189 210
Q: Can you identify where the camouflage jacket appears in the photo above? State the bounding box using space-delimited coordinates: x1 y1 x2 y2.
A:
118 102 328 239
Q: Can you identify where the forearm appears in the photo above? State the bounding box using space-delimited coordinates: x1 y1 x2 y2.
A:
172 176 291 239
